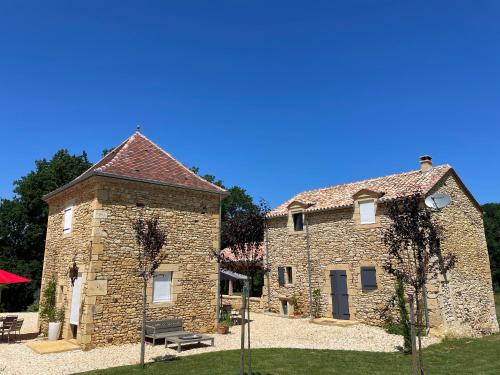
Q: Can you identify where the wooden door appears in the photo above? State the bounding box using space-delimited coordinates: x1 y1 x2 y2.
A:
330 270 350 320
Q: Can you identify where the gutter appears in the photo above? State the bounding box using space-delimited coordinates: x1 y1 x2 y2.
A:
216 194 223 322
304 214 313 319
264 226 271 312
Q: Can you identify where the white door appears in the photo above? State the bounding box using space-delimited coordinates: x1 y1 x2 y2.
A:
70 274 82 325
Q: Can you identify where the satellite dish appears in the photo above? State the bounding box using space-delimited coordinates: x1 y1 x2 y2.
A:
425 193 452 209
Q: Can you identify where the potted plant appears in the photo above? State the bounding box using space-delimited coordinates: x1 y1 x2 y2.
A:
217 311 232 334
40 278 65 341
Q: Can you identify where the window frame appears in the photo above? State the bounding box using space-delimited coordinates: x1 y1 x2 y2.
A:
152 271 173 303
286 266 293 284
292 212 304 231
278 267 285 286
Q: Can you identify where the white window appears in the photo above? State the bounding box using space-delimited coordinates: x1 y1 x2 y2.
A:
153 272 172 303
63 206 73 233
359 200 376 224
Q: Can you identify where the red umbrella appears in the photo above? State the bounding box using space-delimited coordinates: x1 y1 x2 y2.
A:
0 269 31 284
0 270 31 310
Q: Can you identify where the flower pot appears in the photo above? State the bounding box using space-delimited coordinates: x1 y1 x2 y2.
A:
48 322 62 341
217 324 229 334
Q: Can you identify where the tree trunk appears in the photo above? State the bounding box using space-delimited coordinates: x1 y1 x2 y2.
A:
140 278 147 367
409 295 419 375
247 278 252 375
240 288 247 375
415 291 425 374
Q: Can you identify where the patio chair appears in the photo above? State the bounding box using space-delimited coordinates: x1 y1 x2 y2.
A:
0 315 18 341
7 318 23 344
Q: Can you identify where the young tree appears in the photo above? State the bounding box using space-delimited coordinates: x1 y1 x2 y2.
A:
222 200 269 375
132 215 167 367
383 193 456 375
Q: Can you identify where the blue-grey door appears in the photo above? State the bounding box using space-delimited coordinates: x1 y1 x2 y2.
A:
330 270 350 320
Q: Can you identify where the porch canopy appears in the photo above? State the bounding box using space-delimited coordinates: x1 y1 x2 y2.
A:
220 268 247 281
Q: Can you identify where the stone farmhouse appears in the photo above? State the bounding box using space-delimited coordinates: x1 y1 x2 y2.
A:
264 156 499 337
40 131 227 349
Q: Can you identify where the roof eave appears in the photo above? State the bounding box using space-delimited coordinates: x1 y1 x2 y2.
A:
43 171 229 202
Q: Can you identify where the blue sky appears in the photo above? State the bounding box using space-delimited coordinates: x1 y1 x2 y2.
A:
0 1 499 207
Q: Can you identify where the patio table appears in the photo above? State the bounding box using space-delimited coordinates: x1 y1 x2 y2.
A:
165 334 214 352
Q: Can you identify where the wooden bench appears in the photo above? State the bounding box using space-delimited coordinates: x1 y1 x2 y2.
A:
145 319 191 345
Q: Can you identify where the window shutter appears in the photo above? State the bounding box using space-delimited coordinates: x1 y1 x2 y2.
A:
63 207 73 233
359 200 375 224
278 267 285 286
153 272 172 302
286 267 293 284
361 267 377 289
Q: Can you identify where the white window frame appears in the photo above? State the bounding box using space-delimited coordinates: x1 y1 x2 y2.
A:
359 200 376 224
152 271 173 303
63 206 73 233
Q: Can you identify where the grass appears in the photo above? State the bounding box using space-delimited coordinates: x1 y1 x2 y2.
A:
496 292 500 326
80 334 500 375
79 295 500 375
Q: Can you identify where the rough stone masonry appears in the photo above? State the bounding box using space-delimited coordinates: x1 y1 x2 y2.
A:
39 131 225 349
264 159 498 338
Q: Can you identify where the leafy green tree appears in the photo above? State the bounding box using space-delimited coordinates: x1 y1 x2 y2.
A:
101 148 115 157
190 166 257 233
483 203 500 291
0 150 91 311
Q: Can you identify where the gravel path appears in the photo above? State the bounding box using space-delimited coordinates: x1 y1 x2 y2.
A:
0 312 440 375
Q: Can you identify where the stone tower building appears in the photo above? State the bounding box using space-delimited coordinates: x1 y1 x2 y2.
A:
40 131 227 349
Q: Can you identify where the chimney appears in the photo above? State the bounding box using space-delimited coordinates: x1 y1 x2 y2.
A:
419 155 433 172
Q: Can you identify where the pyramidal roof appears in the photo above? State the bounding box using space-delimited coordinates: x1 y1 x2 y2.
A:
269 164 454 217
44 131 227 199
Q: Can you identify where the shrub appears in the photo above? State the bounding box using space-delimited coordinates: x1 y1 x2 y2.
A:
219 310 233 327
291 293 300 314
312 289 322 318
39 278 65 323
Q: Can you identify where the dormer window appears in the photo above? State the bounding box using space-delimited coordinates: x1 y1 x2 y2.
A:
359 200 375 224
292 212 304 231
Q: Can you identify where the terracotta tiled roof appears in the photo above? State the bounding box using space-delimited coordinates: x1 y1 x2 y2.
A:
45 131 227 199
268 165 452 217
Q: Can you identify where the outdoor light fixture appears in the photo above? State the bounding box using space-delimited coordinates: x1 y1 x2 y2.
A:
69 260 79 286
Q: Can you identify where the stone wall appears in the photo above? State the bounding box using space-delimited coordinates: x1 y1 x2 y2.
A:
221 295 265 313
41 175 221 349
266 206 395 324
40 179 96 338
266 172 499 336
427 172 498 336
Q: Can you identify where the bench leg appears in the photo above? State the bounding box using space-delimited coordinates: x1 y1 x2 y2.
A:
211 338 214 347
177 343 181 353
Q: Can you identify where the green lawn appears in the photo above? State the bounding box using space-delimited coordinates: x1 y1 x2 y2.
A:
80 334 500 375
79 294 500 375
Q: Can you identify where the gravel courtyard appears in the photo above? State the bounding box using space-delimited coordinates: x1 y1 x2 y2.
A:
0 312 439 375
